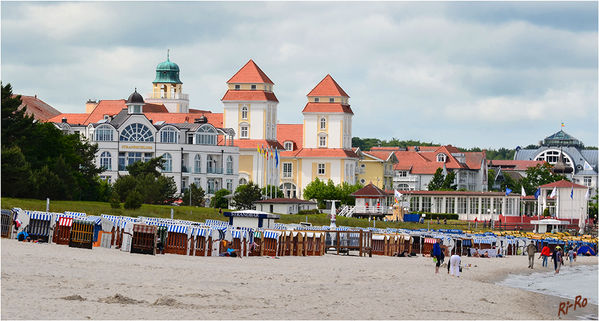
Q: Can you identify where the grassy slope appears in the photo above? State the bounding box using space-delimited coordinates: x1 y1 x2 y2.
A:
1 198 490 232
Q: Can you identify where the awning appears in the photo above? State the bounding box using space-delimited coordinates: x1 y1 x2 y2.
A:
58 217 73 227
195 228 210 237
263 231 281 239
167 225 188 234
424 238 437 244
26 211 51 221
461 239 472 247
231 229 246 239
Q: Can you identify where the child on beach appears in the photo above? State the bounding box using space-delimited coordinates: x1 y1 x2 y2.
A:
567 248 574 266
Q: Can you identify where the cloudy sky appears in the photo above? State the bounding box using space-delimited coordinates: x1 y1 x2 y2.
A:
2 1 597 149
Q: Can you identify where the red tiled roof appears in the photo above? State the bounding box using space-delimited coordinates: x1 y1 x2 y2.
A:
352 183 388 197
370 147 403 151
277 124 303 154
233 139 284 150
307 74 349 97
47 113 89 125
406 146 439 151
487 160 546 171
292 148 358 158
464 152 484 170
15 95 61 121
391 146 486 175
301 102 353 114
363 150 395 162
143 103 169 113
255 198 316 204
539 180 587 189
227 59 274 84
221 90 279 102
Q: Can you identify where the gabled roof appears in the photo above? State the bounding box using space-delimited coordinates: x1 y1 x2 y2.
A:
277 124 303 155
301 102 353 114
47 100 172 125
392 146 486 174
362 150 397 163
539 180 587 189
227 59 274 84
351 183 388 197
307 74 349 97
48 113 89 125
15 95 61 121
221 90 279 102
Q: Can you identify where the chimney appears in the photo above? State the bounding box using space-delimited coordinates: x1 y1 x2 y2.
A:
85 99 98 114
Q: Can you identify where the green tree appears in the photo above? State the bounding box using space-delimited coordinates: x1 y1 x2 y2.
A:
427 168 445 191
520 163 568 195
1 146 32 197
126 156 164 178
233 181 262 209
124 190 143 210
110 191 121 209
182 183 206 207
1 83 35 148
588 193 598 220
211 188 230 208
113 175 138 202
261 185 284 198
338 181 362 205
488 168 496 191
441 171 457 190
303 178 327 207
32 166 63 200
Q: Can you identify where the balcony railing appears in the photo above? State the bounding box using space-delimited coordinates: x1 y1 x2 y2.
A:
147 92 189 100
206 167 223 174
353 205 393 214
226 168 234 175
394 176 418 182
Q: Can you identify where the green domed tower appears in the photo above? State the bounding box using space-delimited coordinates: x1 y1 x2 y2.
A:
147 50 189 113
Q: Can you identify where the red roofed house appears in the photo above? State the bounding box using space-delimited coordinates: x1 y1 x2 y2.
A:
370 146 488 192
487 159 546 190
356 150 398 190
538 179 589 221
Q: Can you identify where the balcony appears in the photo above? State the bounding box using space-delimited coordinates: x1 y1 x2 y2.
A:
353 205 393 215
182 165 189 173
226 168 234 175
206 167 223 174
394 176 417 182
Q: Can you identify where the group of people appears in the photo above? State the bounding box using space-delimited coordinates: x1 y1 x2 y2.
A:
432 239 461 277
526 242 578 274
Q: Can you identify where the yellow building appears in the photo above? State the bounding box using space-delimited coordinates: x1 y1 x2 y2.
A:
356 150 398 190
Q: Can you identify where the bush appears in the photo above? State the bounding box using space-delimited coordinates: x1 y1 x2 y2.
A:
109 191 121 209
124 190 143 210
416 212 459 220
298 209 320 215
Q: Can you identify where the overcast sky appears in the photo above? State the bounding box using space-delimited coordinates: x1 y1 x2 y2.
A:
2 1 597 149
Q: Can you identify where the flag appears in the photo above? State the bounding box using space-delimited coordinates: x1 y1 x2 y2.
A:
550 186 557 198
534 188 541 199
570 187 573 199
585 188 590 200
257 145 261 154
275 147 279 167
521 186 526 197
584 161 593 171
505 188 512 196
561 122 565 127
394 189 402 199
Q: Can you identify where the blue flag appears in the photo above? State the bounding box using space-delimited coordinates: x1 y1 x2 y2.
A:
570 187 573 199
505 188 512 196
275 147 279 167
534 188 541 199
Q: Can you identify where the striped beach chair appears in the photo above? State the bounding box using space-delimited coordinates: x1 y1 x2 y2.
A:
24 211 51 242
165 224 190 255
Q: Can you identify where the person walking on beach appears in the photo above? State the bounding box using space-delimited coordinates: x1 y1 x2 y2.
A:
567 247 574 266
526 241 537 269
433 239 442 274
539 244 550 267
552 246 563 274
449 253 461 277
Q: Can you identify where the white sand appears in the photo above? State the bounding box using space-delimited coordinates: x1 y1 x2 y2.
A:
1 238 597 320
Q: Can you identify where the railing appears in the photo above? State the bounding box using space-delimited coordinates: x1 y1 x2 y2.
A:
353 206 392 214
226 168 234 175
395 176 418 182
182 166 189 173
206 168 223 174
147 92 189 100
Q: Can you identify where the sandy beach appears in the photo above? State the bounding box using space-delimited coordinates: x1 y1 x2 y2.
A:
1 238 597 320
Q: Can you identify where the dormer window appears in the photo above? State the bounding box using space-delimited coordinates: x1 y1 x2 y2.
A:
329 97 334 103
284 141 293 151
314 97 320 102
437 153 447 162
251 84 256 90
235 84 240 90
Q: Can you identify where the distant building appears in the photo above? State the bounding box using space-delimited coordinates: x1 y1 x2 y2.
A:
356 149 398 190
514 130 597 196
371 145 488 192
254 198 317 214
487 160 546 190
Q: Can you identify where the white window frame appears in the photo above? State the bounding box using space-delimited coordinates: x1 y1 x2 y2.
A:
240 123 249 138
95 125 114 141
241 106 248 120
160 126 178 143
320 117 326 130
319 134 327 147
194 154 201 173
100 151 112 170
283 162 292 178
284 141 293 151
318 163 325 175
162 153 172 172
437 153 446 162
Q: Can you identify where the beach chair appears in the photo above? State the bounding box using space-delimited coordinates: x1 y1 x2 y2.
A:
55 217 73 245
69 219 94 249
24 211 51 243
1 209 14 238
165 225 189 255
262 230 281 256
131 224 157 255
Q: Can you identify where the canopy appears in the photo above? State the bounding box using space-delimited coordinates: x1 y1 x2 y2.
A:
26 211 51 221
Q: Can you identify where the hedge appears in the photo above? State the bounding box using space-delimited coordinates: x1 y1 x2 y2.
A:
298 209 321 215
415 212 459 220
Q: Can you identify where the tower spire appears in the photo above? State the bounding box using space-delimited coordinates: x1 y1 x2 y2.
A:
167 49 170 61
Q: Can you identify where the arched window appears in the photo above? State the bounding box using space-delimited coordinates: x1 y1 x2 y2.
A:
160 126 178 143
436 153 446 162
195 124 217 145
100 151 112 170
320 117 326 130
535 150 573 168
280 182 297 198
207 155 214 173
194 154 201 173
241 106 248 120
226 156 234 174
95 125 114 141
239 178 248 185
119 123 154 142
162 153 172 172
396 183 410 190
